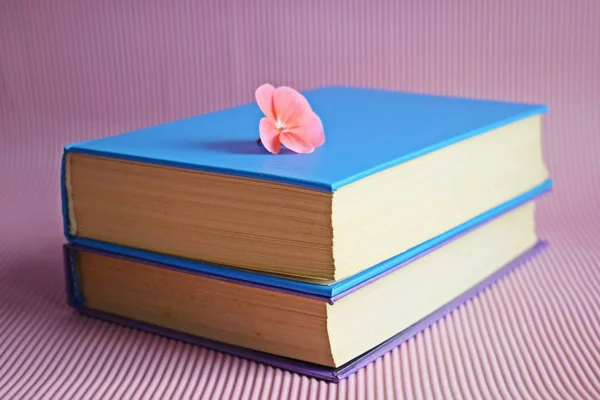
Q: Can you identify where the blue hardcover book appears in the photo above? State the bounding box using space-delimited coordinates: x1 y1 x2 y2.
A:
61 85 551 281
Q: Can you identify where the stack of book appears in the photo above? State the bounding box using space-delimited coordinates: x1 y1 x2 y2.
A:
61 86 552 382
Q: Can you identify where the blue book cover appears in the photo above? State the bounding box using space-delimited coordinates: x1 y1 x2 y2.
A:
62 86 547 191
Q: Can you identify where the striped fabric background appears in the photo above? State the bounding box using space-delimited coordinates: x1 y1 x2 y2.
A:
1 0 599 398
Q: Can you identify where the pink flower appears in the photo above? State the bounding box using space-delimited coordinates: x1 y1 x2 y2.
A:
255 84 325 154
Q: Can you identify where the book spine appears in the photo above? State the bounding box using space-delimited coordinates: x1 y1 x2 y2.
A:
63 245 84 307
60 149 74 241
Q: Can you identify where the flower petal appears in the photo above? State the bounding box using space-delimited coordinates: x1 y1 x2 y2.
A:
280 131 315 154
288 112 325 147
259 117 281 154
273 86 313 127
255 84 276 120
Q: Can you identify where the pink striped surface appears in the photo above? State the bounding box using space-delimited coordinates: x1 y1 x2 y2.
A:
1 0 599 398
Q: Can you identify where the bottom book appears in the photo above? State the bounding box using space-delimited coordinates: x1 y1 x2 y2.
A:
64 201 547 382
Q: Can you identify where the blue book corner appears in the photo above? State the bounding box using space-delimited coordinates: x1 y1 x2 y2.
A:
63 86 548 191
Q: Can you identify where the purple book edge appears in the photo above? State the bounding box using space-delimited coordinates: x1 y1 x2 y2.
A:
64 241 548 383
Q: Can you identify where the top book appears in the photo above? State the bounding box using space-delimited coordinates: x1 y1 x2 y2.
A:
62 86 550 281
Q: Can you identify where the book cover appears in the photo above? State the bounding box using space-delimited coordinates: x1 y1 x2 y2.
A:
61 86 547 192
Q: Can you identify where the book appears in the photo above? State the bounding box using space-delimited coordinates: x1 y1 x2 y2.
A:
64 191 549 382
61 86 550 281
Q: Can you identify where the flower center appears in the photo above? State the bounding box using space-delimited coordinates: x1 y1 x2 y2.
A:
275 120 286 132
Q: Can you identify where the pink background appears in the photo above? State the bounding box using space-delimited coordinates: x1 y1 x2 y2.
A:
1 0 599 398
